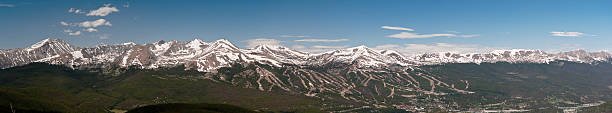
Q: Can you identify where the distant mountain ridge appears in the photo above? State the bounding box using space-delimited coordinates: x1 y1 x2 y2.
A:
2 38 612 112
1 38 611 71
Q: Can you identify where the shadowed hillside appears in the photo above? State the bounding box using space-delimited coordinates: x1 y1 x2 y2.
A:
0 63 325 113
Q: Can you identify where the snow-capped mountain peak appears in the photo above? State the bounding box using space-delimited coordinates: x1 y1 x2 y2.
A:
2 38 612 72
380 50 402 56
489 49 546 56
27 38 53 51
309 45 408 67
250 45 307 56
554 50 612 63
380 50 412 64
186 39 207 50
122 42 137 46
209 39 239 50
26 38 72 52
243 45 309 65
350 45 368 49
0 38 75 68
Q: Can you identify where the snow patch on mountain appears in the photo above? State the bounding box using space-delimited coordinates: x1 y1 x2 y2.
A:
26 38 52 52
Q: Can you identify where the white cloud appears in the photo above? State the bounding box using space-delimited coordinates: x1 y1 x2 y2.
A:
60 21 70 26
79 19 112 28
388 32 456 39
68 31 82 36
243 38 283 48
380 26 414 31
458 34 480 38
374 43 502 56
550 31 584 37
68 8 84 14
86 4 119 16
381 26 414 31
295 38 349 42
0 4 15 7
64 29 81 36
291 45 349 53
86 28 98 32
290 43 498 55
279 35 309 38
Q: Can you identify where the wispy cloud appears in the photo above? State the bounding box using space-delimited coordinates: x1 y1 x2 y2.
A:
375 43 502 55
243 38 283 48
79 19 112 28
64 29 82 36
68 8 84 14
381 26 414 31
60 19 112 28
550 31 584 37
388 32 456 39
63 29 73 33
60 21 70 26
0 4 15 7
86 4 119 16
59 4 123 38
68 31 82 36
86 28 98 32
279 35 309 38
382 26 463 39
290 45 349 53
295 38 349 42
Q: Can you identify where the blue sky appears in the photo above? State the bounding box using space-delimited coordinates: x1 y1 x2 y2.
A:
1 0 610 54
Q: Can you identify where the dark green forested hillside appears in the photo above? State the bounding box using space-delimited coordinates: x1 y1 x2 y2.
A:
0 63 324 113
420 62 612 111
1 62 612 112
126 103 256 113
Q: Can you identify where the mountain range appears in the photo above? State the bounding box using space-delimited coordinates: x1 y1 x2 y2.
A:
2 38 612 112
2 38 611 71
